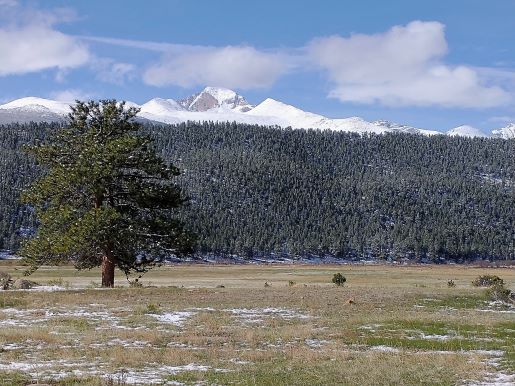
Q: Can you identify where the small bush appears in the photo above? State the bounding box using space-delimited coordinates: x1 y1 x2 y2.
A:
472 275 504 287
0 272 12 290
128 279 143 288
332 273 346 286
146 303 160 313
288 280 296 287
485 284 513 303
47 277 71 289
447 280 456 288
88 281 101 288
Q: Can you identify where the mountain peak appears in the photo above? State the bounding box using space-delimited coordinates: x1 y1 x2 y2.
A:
140 98 184 114
178 86 252 112
492 123 515 139
0 97 72 114
447 125 489 138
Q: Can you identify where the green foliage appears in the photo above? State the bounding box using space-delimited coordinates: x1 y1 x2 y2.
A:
472 275 505 287
332 273 346 286
485 284 513 303
2 121 515 261
146 302 160 313
18 101 194 280
0 271 12 290
128 278 143 288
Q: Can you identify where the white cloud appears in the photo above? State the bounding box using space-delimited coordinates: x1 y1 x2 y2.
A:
489 116 515 123
0 5 90 76
91 58 136 84
307 21 513 108
143 45 290 89
49 89 94 102
79 35 186 52
0 0 18 7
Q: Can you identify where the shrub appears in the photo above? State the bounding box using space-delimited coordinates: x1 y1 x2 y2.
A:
288 280 296 287
472 275 504 287
447 280 456 288
485 284 512 303
146 303 160 313
332 273 346 286
0 272 12 290
128 279 143 288
47 277 71 289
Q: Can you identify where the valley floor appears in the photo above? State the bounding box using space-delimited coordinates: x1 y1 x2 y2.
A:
0 263 513 385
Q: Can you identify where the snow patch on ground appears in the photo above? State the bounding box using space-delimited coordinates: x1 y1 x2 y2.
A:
0 359 226 384
8 285 66 292
107 364 229 385
305 339 332 349
419 333 462 341
147 311 196 326
224 307 311 323
369 345 401 353
476 301 515 314
467 372 515 386
358 324 383 332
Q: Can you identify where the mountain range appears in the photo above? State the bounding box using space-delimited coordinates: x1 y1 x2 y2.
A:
0 86 513 138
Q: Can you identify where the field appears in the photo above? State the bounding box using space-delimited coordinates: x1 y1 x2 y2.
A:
0 262 514 385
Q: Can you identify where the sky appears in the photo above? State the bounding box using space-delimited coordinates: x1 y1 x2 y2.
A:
0 0 514 132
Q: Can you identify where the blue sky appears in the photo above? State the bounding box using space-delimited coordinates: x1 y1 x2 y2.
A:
0 0 514 131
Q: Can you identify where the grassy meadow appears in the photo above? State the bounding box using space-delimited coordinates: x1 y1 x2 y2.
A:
0 262 513 385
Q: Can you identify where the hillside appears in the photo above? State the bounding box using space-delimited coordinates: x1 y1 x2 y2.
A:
1 121 515 261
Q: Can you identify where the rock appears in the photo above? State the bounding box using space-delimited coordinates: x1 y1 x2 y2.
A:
12 278 38 289
0 271 12 290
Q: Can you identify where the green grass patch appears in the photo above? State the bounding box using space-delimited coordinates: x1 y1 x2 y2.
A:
356 320 515 352
0 372 31 386
0 294 26 308
51 317 92 332
421 295 486 310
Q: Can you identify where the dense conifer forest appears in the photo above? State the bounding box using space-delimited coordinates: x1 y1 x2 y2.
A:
1 121 515 262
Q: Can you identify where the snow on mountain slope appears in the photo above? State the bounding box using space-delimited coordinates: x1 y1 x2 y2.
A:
373 120 441 136
0 106 64 125
247 99 437 135
492 123 515 139
0 88 504 138
447 125 489 138
247 98 326 128
140 98 183 114
0 97 72 115
179 87 253 112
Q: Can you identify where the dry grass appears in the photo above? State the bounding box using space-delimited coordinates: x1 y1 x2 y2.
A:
0 262 513 384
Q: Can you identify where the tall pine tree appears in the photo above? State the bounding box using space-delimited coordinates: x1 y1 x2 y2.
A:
20 100 194 287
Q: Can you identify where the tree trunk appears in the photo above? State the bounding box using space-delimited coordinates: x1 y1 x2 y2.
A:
95 194 116 288
101 250 116 288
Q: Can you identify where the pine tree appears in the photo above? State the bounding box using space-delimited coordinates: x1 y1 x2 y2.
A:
20 100 194 287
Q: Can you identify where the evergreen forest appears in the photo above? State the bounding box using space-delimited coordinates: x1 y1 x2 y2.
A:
1 121 515 262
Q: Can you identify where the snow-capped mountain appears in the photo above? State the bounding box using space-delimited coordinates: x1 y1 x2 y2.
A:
446 125 489 138
0 97 72 114
0 97 69 124
0 87 511 138
178 87 253 112
492 123 515 139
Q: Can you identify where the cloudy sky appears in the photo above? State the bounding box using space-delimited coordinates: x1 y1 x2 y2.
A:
1 0 514 131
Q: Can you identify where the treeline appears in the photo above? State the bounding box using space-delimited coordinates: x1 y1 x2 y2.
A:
1 121 515 261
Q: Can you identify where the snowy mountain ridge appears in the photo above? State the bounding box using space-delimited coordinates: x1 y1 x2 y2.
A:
0 87 512 138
